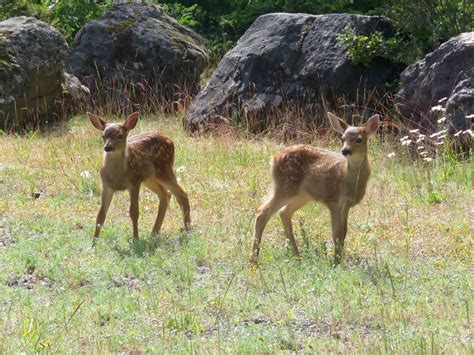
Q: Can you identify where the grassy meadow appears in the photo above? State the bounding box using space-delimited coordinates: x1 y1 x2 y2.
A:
0 114 472 352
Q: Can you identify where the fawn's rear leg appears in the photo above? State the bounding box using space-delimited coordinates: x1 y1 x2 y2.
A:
93 186 114 246
159 172 191 231
249 193 288 264
128 184 141 241
144 178 171 235
279 195 310 255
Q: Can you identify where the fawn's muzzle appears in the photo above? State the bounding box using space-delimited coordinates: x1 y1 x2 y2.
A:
342 149 351 156
104 145 113 152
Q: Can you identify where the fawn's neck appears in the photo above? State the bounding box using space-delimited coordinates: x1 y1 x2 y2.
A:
345 153 370 204
103 149 128 176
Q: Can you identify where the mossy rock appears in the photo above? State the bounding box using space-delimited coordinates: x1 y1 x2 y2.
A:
66 3 208 103
0 16 69 130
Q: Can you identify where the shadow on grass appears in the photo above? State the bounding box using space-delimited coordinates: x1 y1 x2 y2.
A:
111 229 195 258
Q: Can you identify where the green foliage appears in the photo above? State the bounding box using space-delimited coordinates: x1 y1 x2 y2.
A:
338 0 473 68
0 0 113 44
1 0 471 66
0 0 48 21
338 29 416 67
47 0 113 43
384 0 474 55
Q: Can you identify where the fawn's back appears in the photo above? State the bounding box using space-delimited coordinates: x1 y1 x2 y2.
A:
271 144 370 207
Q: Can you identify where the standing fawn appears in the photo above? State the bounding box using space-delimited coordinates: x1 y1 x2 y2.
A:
88 112 191 246
250 112 379 265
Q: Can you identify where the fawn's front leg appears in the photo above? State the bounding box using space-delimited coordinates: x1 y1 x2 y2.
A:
93 186 114 246
129 184 140 241
330 204 350 265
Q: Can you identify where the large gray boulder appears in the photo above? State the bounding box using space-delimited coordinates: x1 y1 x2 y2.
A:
396 32 474 132
185 13 404 132
446 77 473 133
0 17 69 129
66 3 208 103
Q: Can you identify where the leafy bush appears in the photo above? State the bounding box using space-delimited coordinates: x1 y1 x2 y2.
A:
0 0 48 22
339 0 472 68
47 0 112 43
0 0 113 44
384 0 474 55
338 30 416 67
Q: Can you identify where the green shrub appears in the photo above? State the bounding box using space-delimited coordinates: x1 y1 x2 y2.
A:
0 0 48 21
47 0 113 43
338 29 417 67
384 0 474 55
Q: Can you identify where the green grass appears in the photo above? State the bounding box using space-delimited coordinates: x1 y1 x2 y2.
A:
0 114 472 352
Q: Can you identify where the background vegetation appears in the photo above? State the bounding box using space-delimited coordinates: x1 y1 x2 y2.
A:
1 0 472 64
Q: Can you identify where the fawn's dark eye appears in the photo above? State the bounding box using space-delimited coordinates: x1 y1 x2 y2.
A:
356 138 363 144
116 134 123 139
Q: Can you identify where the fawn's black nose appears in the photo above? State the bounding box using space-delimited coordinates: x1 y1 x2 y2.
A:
342 149 351 156
104 145 113 152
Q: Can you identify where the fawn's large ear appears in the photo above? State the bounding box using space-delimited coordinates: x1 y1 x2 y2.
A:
87 112 107 131
365 114 379 135
123 112 139 131
327 112 349 135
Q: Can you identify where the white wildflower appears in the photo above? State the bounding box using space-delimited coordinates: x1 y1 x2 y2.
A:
429 129 447 138
465 114 474 119
438 97 448 103
416 136 425 143
420 151 428 157
387 152 396 158
409 129 420 133
430 105 445 113
401 140 411 146
400 135 410 141
423 157 433 162
437 117 446 124
417 146 425 150
437 134 447 140
80 170 91 178
454 130 462 137
176 166 187 173
463 129 473 137
435 142 444 146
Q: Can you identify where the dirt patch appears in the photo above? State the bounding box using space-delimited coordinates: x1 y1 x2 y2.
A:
7 266 50 289
108 275 140 291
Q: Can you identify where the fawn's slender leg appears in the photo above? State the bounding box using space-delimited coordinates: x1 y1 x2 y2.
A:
144 178 170 235
128 184 140 240
93 186 114 246
330 204 350 265
279 195 310 255
159 172 191 231
250 193 288 264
